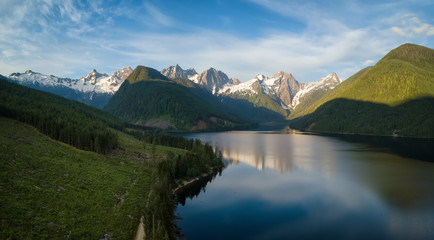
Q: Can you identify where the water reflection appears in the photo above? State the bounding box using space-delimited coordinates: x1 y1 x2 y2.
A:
318 133 434 162
178 131 434 240
186 131 339 174
176 170 221 206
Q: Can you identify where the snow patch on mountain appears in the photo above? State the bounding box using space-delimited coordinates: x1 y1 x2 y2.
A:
219 71 341 110
7 66 133 94
290 72 341 108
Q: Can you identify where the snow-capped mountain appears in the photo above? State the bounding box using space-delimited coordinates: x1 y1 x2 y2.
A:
161 65 240 94
7 66 133 108
8 66 132 94
161 64 341 111
290 72 341 108
220 71 341 109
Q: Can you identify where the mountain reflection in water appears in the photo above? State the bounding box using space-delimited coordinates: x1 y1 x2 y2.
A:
177 131 434 240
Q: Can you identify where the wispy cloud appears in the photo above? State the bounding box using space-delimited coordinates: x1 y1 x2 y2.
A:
0 0 433 82
143 2 173 27
116 25 391 82
390 15 434 37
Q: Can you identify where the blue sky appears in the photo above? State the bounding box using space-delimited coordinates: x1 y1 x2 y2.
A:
1 0 433 82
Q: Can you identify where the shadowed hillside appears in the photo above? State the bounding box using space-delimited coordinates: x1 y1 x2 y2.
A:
291 97 434 138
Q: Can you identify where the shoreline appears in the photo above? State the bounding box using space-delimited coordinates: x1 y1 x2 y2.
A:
297 128 434 139
134 167 221 239
172 167 220 194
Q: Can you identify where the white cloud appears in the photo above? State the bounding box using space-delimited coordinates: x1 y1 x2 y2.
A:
390 15 434 37
0 0 432 83
363 60 374 65
391 26 406 36
115 25 390 82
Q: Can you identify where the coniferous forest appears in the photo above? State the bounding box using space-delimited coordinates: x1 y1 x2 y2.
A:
0 76 224 239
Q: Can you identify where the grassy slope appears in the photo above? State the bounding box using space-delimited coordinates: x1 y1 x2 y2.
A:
290 44 434 137
0 117 184 239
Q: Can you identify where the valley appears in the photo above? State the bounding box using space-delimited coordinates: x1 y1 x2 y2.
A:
1 43 433 239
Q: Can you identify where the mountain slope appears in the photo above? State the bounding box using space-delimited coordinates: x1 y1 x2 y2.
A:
291 43 434 137
6 66 132 108
0 78 123 153
105 66 247 131
290 67 371 119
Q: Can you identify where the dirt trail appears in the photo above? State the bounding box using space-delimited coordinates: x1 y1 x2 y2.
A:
134 216 145 240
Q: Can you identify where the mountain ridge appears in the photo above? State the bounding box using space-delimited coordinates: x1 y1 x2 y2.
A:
290 43 434 137
105 65 249 131
6 66 133 108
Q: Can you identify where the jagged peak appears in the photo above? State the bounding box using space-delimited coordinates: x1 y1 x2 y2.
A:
24 70 34 74
204 67 216 73
273 71 294 79
231 78 241 85
319 72 341 84
122 66 133 71
255 74 266 81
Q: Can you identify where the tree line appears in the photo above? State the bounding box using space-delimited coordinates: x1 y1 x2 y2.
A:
0 78 121 154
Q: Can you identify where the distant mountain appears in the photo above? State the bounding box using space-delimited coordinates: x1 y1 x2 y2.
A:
291 43 434 137
290 72 341 108
161 65 341 120
218 71 341 120
0 77 122 154
6 66 133 108
161 64 198 79
162 66 240 94
105 65 249 131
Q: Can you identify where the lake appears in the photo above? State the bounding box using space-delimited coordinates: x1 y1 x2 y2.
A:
175 131 434 240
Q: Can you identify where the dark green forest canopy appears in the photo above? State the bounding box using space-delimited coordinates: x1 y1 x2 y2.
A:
0 78 122 154
105 66 249 131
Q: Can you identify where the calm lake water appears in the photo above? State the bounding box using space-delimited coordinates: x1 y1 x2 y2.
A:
176 131 434 240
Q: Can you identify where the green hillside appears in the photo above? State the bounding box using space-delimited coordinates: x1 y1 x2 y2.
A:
289 67 372 119
224 91 289 121
0 78 122 154
0 79 225 239
290 43 434 137
105 66 248 131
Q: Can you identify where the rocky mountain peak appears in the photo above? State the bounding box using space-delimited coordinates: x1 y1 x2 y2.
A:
290 72 342 109
161 65 198 79
81 69 108 84
112 66 133 82
196 67 232 94
231 78 241 85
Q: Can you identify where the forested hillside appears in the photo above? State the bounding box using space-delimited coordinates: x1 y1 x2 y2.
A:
105 66 249 131
0 78 121 154
290 43 434 137
0 76 225 239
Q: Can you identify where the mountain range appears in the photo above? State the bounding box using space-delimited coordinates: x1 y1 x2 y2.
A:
5 62 340 125
6 66 132 108
160 65 341 120
104 66 250 131
3 43 433 136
